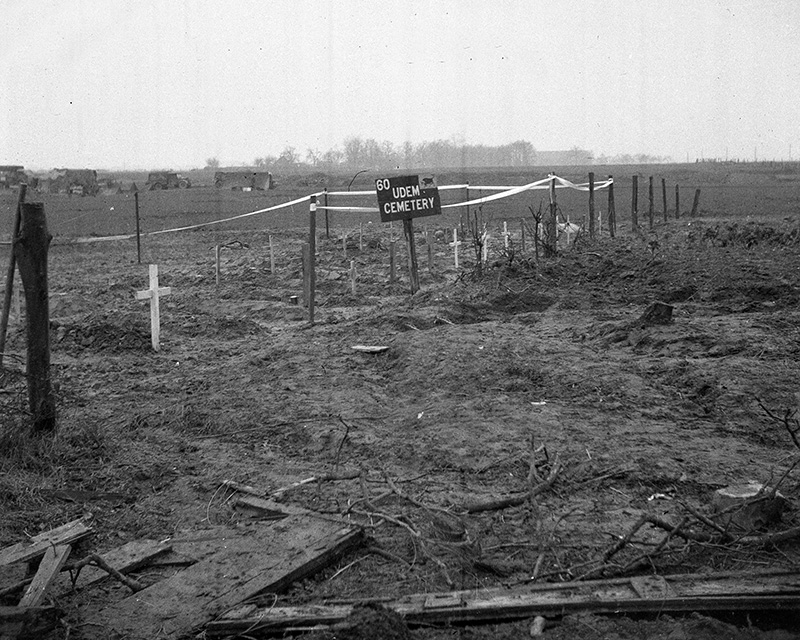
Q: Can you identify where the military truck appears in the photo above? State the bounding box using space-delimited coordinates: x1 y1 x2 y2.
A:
146 171 190 190
39 169 98 196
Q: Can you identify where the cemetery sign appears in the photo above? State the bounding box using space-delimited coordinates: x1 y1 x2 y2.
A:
375 175 441 223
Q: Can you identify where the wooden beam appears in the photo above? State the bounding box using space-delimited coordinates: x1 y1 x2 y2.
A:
0 519 92 566
50 539 172 597
18 544 71 607
206 570 800 637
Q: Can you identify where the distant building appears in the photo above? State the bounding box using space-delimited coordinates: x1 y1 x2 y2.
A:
0 165 28 189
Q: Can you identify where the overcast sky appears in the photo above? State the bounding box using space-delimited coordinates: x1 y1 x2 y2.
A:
2 0 799 170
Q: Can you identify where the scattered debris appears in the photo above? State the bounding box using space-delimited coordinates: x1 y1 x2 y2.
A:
206 570 800 637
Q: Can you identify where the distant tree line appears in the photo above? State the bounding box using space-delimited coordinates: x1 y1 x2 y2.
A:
209 137 672 172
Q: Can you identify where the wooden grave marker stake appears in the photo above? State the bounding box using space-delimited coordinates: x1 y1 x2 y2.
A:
449 229 462 268
214 245 221 287
481 230 490 264
358 223 363 251
350 259 356 294
501 221 511 249
425 227 434 270
520 220 526 252
135 264 172 352
389 241 397 283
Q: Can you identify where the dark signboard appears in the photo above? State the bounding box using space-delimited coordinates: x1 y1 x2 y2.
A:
375 175 442 223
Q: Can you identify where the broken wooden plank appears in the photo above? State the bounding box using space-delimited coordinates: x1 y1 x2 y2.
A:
0 519 92 567
233 495 355 528
50 539 172 597
88 515 364 640
206 570 800 637
0 606 61 639
18 544 71 607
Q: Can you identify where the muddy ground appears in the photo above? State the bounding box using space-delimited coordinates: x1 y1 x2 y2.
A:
2 211 800 639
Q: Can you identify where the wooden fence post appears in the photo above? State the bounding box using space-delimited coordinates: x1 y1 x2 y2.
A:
16 202 56 432
648 176 654 228
661 178 668 223
308 195 317 325
588 172 595 239
546 174 557 255
607 175 616 238
134 191 142 264
403 219 420 294
690 188 701 217
323 188 330 239
302 243 310 306
631 175 639 230
0 183 26 369
675 184 680 219
389 241 397 283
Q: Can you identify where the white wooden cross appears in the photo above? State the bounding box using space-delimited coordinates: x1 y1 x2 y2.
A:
135 264 171 351
449 228 462 268
481 230 490 264
501 221 511 249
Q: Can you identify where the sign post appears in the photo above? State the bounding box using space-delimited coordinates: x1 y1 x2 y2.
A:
375 175 441 294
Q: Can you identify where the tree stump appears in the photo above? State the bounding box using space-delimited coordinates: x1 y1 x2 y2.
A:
711 483 786 532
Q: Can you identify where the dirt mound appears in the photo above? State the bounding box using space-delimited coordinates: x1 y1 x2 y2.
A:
52 313 151 352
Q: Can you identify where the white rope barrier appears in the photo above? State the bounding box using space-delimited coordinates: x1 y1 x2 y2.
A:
24 174 613 244
63 193 314 244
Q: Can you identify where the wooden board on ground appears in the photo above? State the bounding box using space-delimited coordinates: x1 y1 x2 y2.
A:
0 606 61 639
18 544 72 607
87 515 364 639
350 345 389 353
51 539 172 597
206 569 800 637
0 519 92 567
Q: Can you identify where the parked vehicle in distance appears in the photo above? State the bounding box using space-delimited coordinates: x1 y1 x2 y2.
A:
146 171 190 190
214 171 274 190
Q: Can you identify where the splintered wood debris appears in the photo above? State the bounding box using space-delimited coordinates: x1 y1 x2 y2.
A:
205 570 800 638
0 508 363 640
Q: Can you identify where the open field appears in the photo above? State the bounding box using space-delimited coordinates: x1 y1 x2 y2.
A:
1 164 800 639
